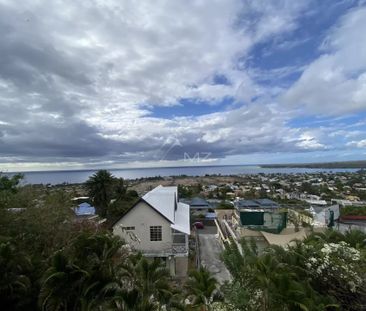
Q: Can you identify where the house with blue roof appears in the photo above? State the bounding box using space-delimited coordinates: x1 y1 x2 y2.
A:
74 202 96 217
190 197 210 209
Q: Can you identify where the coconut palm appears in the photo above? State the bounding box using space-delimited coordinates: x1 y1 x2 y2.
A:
39 233 126 311
0 241 32 310
111 255 180 311
185 267 221 311
39 251 89 311
112 288 158 311
135 257 173 305
304 229 344 245
85 170 116 217
71 233 126 309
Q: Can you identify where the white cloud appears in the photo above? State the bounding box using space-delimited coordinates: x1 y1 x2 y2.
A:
282 6 366 115
296 134 325 150
347 139 366 148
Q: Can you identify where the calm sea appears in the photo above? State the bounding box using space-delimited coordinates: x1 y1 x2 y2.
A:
10 165 359 185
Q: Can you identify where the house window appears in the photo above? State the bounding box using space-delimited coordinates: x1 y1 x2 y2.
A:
150 226 162 241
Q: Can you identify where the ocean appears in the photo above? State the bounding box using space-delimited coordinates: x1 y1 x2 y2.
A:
11 165 359 185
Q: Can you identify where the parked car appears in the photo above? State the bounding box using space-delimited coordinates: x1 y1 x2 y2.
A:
192 221 204 229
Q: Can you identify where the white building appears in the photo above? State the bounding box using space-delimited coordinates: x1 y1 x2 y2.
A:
113 185 190 277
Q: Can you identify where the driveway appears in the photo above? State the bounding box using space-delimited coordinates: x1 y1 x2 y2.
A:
198 227 231 284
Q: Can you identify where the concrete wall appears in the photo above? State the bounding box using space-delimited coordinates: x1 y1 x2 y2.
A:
113 200 173 253
175 257 188 277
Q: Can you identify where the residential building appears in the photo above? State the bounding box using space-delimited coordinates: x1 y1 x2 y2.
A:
113 185 190 277
189 197 210 211
234 199 287 234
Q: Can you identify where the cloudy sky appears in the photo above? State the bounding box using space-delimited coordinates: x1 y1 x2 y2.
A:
1 0 366 171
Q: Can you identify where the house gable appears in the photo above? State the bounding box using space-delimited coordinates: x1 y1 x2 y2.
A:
113 200 173 253
113 198 172 228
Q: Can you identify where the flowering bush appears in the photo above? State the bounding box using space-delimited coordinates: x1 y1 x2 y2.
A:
305 241 363 293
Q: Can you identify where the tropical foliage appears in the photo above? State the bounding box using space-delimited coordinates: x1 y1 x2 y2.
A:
185 267 222 310
222 229 366 311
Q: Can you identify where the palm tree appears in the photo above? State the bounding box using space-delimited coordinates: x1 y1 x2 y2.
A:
111 255 178 311
72 233 131 310
344 229 366 248
135 257 173 306
39 251 89 311
39 233 126 311
185 267 221 311
85 170 116 217
304 229 344 245
112 288 158 311
0 241 32 310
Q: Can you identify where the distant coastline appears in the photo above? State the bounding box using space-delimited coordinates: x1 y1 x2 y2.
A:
260 160 366 169
8 164 359 185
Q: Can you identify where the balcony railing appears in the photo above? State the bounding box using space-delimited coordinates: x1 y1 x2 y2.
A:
139 245 188 256
172 243 188 254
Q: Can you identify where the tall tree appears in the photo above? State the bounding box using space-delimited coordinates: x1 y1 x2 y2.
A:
0 173 23 208
85 170 116 217
0 173 23 193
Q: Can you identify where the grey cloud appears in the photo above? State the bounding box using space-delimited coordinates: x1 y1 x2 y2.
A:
0 0 337 170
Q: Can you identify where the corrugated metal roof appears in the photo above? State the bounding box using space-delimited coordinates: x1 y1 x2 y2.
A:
236 199 279 209
254 199 279 207
142 185 190 235
142 185 177 222
171 202 190 235
190 197 209 207
237 200 260 208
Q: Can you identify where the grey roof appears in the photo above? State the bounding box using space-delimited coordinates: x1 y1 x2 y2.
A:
237 200 260 208
236 199 279 209
190 197 210 207
254 199 279 207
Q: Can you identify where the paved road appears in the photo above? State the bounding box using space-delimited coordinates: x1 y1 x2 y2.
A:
198 228 231 284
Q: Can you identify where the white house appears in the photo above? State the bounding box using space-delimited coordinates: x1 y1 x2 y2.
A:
113 185 190 277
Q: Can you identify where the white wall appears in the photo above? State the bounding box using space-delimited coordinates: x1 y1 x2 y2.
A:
113 200 173 253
